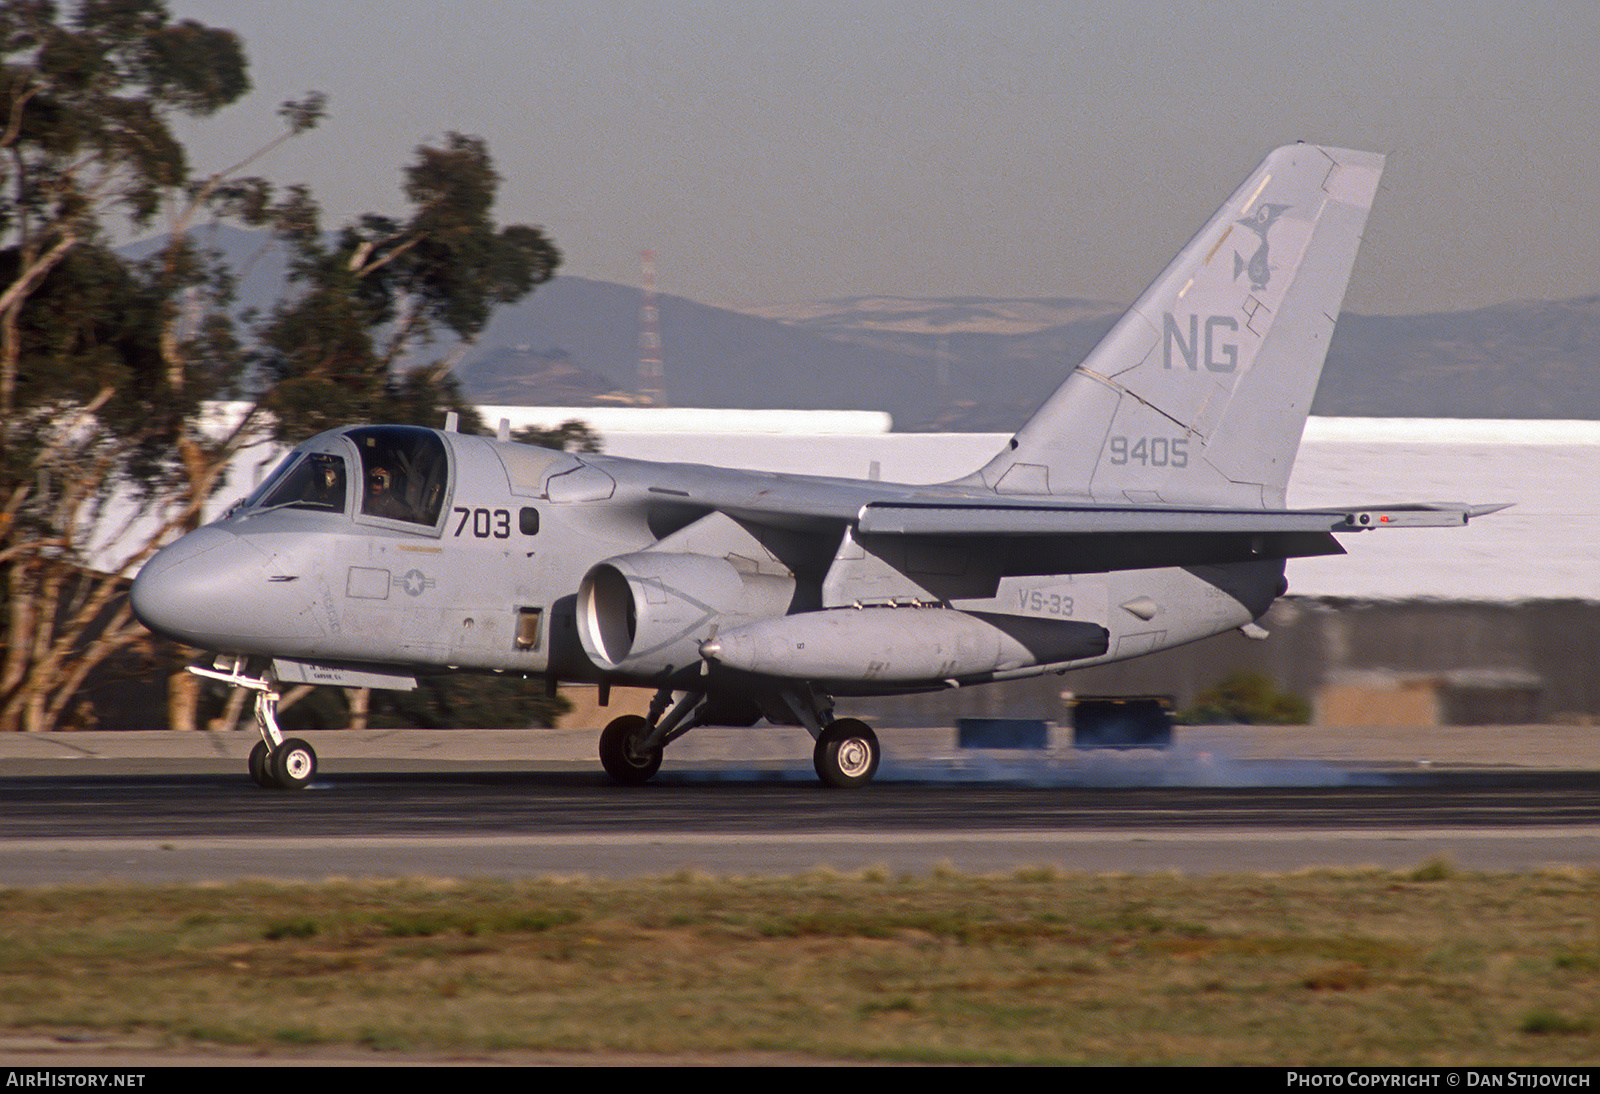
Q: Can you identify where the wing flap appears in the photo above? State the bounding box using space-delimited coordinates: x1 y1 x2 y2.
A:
857 501 1509 536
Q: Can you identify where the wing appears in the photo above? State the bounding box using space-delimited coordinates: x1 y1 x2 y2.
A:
614 456 1507 531
605 455 1507 576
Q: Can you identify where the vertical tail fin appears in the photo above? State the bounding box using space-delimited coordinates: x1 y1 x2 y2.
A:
963 144 1383 508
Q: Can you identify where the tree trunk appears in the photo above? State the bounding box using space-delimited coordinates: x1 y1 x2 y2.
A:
210 682 250 734
167 665 200 732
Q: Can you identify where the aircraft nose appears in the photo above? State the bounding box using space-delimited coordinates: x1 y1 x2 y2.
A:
131 527 274 649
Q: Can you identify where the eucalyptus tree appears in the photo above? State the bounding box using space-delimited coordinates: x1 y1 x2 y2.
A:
0 0 253 731
0 2 562 731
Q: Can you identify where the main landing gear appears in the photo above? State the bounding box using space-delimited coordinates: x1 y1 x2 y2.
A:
192 658 318 791
598 714 662 785
812 718 880 788
597 684 881 789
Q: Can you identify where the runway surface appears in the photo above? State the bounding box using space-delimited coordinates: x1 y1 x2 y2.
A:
3 764 1597 883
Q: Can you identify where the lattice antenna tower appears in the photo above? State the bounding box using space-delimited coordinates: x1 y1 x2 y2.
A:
637 249 664 405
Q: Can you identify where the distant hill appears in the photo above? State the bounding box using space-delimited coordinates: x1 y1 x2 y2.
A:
464 279 1600 429
461 276 953 425
123 227 1600 429
1314 296 1600 419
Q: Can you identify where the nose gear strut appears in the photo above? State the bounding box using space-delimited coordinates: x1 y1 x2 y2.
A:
189 657 318 790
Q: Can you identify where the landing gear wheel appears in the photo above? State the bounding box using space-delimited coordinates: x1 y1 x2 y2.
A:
248 740 277 789
813 718 880 788
269 737 317 791
599 715 663 785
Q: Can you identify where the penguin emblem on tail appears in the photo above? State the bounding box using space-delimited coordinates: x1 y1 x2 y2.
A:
1234 202 1289 292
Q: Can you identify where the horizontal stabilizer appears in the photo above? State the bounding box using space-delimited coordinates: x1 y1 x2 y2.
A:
856 501 1508 537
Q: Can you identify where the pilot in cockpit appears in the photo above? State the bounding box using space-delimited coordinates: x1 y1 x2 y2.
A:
364 464 417 522
308 463 343 509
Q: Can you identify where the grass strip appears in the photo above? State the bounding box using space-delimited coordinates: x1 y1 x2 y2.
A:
1 863 1596 1065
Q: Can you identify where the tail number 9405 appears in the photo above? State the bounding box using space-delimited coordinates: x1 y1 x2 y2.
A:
1109 436 1189 467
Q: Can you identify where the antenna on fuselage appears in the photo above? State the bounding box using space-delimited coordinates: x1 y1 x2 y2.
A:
444 411 459 432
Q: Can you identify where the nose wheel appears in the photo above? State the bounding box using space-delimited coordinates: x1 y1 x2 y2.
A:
248 736 318 790
247 740 274 788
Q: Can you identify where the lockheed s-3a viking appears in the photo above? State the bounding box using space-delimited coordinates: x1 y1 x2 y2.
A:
130 144 1503 789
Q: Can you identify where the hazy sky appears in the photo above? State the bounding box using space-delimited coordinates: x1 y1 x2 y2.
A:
170 1 1600 316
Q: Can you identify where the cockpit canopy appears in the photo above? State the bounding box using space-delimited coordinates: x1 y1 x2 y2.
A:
349 426 450 525
242 426 452 530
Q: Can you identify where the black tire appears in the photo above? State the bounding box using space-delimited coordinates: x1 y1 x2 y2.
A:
269 737 317 790
248 740 277 789
598 715 663 785
813 718 880 788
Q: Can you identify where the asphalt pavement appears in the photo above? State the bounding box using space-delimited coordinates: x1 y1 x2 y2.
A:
0 722 1593 777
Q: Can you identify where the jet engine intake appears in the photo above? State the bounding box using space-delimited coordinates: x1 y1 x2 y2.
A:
577 552 794 678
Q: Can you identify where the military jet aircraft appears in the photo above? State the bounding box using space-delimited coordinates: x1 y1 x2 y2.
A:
131 143 1503 790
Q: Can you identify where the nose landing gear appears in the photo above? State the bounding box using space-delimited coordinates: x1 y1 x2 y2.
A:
193 658 318 791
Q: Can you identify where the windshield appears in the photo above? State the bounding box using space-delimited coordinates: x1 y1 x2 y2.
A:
256 452 349 513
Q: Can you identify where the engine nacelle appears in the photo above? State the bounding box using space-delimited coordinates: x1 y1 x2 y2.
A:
700 607 1109 683
577 552 794 678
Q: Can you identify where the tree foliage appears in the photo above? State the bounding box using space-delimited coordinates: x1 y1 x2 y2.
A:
513 419 601 453
0 0 249 439
254 134 560 443
0 0 254 733
1179 671 1310 726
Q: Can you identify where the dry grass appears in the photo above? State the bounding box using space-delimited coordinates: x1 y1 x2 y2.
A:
2 866 1597 1065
